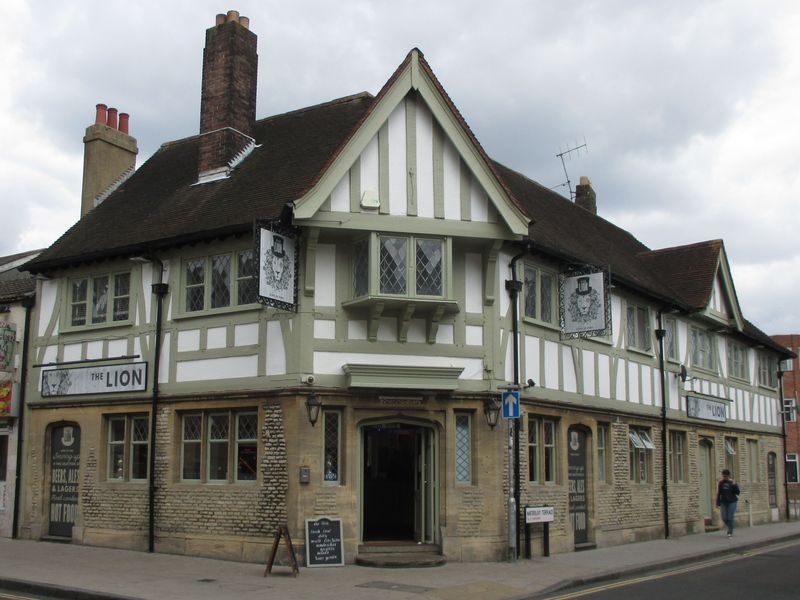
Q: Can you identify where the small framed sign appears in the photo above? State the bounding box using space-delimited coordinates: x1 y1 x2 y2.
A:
305 517 344 567
559 267 611 340
256 220 299 312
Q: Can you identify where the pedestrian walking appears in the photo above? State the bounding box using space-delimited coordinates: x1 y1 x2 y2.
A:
716 468 740 538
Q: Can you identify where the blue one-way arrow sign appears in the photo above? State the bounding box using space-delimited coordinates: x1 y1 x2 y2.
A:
502 390 521 419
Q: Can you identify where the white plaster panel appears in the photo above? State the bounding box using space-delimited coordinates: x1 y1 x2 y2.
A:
159 332 170 384
616 359 627 401
678 321 689 364
744 392 751 422
504 329 514 382
360 134 380 206
38 280 58 337
348 320 368 340
598 354 611 399
436 323 454 345
628 362 640 403
499 252 512 318
407 319 426 343
752 395 759 423
718 339 728 378
469 175 488 222
207 326 227 349
668 371 680 409
562 346 577 393
314 320 336 340
313 351 485 380
464 253 483 314
315 244 336 308
582 350 595 397
330 172 350 212
107 339 127 357
139 262 153 326
641 367 652 405
234 323 259 346
377 317 396 341
266 320 286 376
466 325 483 346
86 341 103 360
177 330 201 352
388 101 407 215
442 137 461 220
134 338 142 360
177 355 258 382
544 341 559 390
63 343 82 362
416 102 434 218
760 396 766 424
524 336 540 388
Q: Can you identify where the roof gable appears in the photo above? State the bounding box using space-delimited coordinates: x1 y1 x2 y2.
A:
291 49 530 237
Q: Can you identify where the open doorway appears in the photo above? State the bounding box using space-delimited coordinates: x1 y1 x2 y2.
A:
361 422 437 544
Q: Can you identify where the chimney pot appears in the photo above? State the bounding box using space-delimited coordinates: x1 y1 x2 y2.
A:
226 10 240 23
118 113 130 134
239 15 249 29
95 103 108 125
215 13 226 25
106 107 118 130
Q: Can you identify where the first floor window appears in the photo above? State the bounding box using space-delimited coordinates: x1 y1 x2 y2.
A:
758 352 778 388
669 430 686 483
629 427 654 483
787 454 799 484
184 249 258 313
323 410 342 484
106 414 149 481
524 265 555 324
528 416 557 484
181 410 258 483
597 423 610 483
664 317 678 361
748 439 760 482
691 327 715 371
727 341 748 380
455 413 472 484
725 437 737 479
626 303 652 351
71 271 131 326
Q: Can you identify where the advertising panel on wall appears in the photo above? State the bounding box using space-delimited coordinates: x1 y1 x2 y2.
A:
41 362 147 397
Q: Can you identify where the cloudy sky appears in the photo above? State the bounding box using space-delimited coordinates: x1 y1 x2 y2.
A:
1 0 798 334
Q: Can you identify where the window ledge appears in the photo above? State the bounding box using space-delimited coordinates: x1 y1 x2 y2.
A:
342 296 459 343
62 319 133 334
172 303 263 321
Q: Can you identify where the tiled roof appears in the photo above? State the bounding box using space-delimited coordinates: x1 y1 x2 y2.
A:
638 240 722 310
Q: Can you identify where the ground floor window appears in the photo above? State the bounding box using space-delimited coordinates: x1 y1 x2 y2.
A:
748 439 759 482
724 437 737 479
106 414 148 481
669 430 686 483
323 409 342 484
528 416 557 484
180 410 258 483
455 412 472 484
597 423 610 483
628 427 654 483
787 453 799 484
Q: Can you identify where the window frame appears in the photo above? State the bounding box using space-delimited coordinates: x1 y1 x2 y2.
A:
785 398 797 423
664 317 678 362
597 423 610 484
105 414 149 482
690 327 716 372
68 270 132 328
787 453 799 484
523 263 557 326
455 412 473 485
528 415 557 485
322 409 342 485
757 352 778 388
724 436 738 480
726 340 748 381
629 426 653 483
179 409 259 484
747 439 759 482
181 248 258 315
626 302 652 353
668 430 686 483
351 232 452 301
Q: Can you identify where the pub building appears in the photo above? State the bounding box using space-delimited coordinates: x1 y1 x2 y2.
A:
18 11 792 564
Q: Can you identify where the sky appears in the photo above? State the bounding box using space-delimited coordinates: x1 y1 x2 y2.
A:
1 0 798 335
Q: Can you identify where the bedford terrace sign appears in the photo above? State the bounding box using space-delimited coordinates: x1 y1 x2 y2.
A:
686 395 727 423
42 362 147 397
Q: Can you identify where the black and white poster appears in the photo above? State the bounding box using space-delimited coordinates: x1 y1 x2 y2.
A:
41 362 147 397
257 221 298 311
559 268 611 339
49 424 80 537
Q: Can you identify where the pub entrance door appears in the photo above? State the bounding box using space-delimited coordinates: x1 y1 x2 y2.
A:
48 423 80 538
361 422 438 544
568 427 589 546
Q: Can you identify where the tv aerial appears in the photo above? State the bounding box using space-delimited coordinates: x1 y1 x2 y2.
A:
553 140 588 200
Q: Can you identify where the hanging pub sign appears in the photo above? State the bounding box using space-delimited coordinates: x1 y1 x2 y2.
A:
0 322 16 372
559 267 611 339
256 220 299 312
686 395 727 422
41 362 147 397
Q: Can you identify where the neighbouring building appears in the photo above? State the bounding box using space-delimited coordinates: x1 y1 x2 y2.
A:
18 11 793 564
0 250 40 537
770 334 799 500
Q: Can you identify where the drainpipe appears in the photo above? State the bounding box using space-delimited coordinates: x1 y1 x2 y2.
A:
506 242 531 558
11 294 35 539
655 310 670 538
133 257 168 553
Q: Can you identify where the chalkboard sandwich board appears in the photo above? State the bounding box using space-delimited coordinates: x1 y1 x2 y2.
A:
305 517 344 567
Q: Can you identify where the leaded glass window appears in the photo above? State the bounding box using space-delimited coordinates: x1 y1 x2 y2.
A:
71 272 131 327
380 237 407 294
323 410 341 483
185 259 205 312
416 239 443 296
211 254 231 309
353 239 369 297
108 417 125 479
106 414 148 481
524 267 537 319
236 412 258 482
523 265 555 324
185 251 259 313
208 414 230 481
181 414 202 480
71 279 88 326
92 276 109 323
113 273 130 321
181 411 257 483
237 250 257 305
455 413 472 484
691 327 715 370
131 416 149 480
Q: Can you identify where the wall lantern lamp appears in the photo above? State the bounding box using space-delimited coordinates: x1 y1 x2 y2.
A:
306 392 321 427
484 397 501 429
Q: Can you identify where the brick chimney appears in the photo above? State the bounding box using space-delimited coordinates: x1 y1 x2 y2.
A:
198 10 258 181
575 176 597 214
81 103 138 217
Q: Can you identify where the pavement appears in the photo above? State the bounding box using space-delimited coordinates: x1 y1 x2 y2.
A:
0 520 799 600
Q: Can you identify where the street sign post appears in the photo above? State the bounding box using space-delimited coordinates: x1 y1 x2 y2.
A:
502 390 521 419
